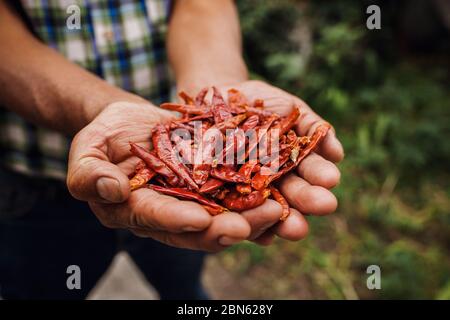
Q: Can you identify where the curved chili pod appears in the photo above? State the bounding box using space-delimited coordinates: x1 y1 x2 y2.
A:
238 159 258 180
149 184 226 213
131 87 333 218
202 205 227 215
129 167 156 191
217 127 246 165
179 91 195 105
286 130 297 144
199 177 224 193
259 123 331 189
246 114 278 160
211 165 250 184
214 114 247 133
245 106 274 118
222 189 271 212
212 86 232 124
271 106 300 136
253 99 264 109
129 142 180 186
171 134 194 164
228 88 250 109
236 184 252 195
214 188 230 200
135 160 147 172
152 125 199 191
170 121 195 133
192 127 222 185
174 112 214 123
241 114 260 131
269 186 290 221
251 123 331 190
251 170 270 191
195 87 209 107
160 103 207 115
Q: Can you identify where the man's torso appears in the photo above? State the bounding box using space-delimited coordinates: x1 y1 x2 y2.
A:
0 0 172 179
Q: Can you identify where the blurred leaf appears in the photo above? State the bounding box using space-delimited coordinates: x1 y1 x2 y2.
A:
214 0 450 300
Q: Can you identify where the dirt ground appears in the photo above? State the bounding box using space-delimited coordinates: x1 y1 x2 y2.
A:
87 251 234 300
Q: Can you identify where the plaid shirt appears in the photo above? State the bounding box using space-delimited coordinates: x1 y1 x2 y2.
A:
0 0 172 180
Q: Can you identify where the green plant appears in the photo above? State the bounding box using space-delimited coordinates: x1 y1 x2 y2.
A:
211 0 449 299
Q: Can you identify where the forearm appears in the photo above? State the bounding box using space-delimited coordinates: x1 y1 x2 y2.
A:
167 0 248 94
0 1 146 135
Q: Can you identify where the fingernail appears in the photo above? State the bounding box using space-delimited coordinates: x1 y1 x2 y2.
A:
218 236 241 246
96 177 123 203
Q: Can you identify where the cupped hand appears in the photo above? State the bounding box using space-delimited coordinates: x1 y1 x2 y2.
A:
214 80 344 245
67 102 251 252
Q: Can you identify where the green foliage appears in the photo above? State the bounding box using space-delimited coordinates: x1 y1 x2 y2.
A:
216 0 450 299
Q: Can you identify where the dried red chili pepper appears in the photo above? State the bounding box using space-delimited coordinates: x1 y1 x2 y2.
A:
152 124 199 191
210 165 250 184
217 127 246 165
214 188 230 200
235 159 259 195
250 170 270 191
192 127 222 185
238 159 258 180
149 184 226 214
179 91 195 105
253 123 331 190
160 103 207 115
263 108 300 159
129 166 156 191
245 106 274 118
212 86 233 123
129 142 181 187
236 183 252 195
128 159 146 179
240 114 260 131
271 106 300 136
228 88 249 109
199 177 224 193
246 114 278 160
222 188 271 212
201 205 227 216
129 87 333 219
253 99 264 109
286 130 297 144
171 134 194 164
170 121 195 133
174 112 214 123
134 160 147 172
270 186 290 221
213 114 247 133
195 87 209 107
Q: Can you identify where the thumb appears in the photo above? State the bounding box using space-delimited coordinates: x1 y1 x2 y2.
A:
67 128 130 203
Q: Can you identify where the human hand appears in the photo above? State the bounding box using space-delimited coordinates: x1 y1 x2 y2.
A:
210 80 344 245
67 102 255 251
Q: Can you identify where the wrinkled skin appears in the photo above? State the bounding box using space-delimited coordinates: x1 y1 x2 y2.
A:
211 81 344 245
67 80 344 252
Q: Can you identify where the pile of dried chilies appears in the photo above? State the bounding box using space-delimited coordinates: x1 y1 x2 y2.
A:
129 87 330 221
